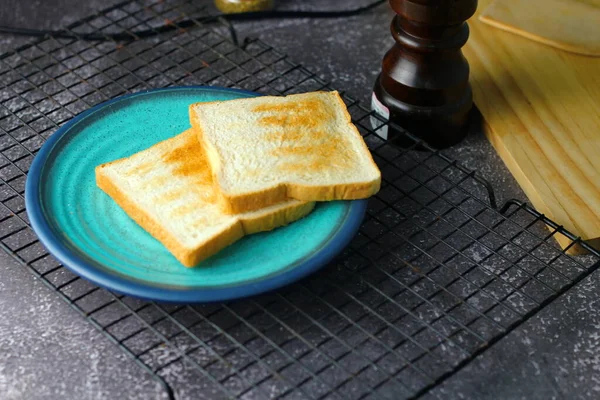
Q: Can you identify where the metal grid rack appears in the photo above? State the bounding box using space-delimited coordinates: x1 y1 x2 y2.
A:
1 0 599 398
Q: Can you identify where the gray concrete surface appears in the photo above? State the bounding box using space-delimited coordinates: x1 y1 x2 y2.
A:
1 0 600 399
0 248 168 399
426 274 600 400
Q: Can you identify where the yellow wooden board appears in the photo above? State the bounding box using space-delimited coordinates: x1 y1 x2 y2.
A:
464 0 600 253
479 0 600 57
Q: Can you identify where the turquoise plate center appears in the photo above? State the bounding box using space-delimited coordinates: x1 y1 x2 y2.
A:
27 87 365 301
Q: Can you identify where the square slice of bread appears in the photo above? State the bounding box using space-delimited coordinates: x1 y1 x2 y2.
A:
190 91 381 214
95 129 315 267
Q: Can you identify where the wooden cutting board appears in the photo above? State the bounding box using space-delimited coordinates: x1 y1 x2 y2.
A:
464 0 600 253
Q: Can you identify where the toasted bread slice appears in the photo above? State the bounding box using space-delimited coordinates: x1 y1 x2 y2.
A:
190 91 381 214
95 129 315 267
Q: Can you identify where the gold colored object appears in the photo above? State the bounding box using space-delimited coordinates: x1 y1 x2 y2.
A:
464 0 600 253
215 0 274 14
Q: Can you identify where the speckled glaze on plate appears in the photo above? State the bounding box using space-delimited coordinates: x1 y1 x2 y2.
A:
25 86 367 303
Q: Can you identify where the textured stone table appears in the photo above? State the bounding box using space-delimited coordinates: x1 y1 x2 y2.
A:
1 0 599 398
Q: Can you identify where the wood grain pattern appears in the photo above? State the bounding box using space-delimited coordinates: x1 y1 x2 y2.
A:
480 0 600 56
464 0 600 253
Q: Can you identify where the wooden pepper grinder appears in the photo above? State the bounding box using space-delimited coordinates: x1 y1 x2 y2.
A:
372 0 478 148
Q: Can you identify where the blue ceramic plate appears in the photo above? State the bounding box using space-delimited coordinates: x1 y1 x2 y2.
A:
25 87 366 303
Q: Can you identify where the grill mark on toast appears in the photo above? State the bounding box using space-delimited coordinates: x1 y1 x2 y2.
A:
267 133 353 173
256 99 330 139
162 133 212 182
253 99 321 115
158 132 218 204
259 113 324 130
252 97 353 173
151 133 218 208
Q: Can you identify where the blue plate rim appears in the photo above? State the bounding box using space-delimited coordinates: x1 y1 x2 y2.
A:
25 86 367 304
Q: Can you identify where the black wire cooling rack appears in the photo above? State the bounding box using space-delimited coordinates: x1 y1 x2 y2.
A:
1 1 599 399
